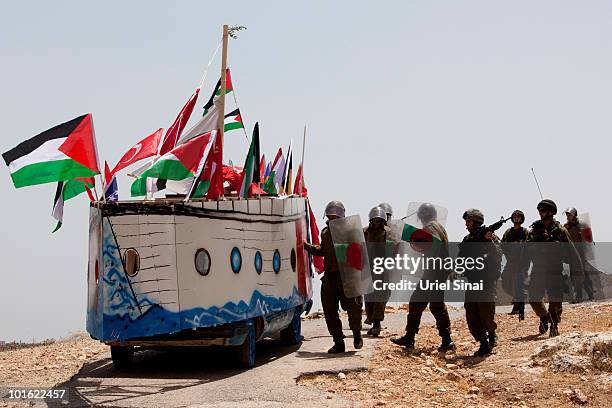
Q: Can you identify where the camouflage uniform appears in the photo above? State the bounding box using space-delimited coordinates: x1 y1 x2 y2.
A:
305 226 363 343
459 231 502 345
501 226 529 304
404 220 453 339
364 225 390 323
564 219 594 301
524 220 583 325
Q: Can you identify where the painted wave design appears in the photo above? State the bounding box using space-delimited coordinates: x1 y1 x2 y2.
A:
101 287 303 340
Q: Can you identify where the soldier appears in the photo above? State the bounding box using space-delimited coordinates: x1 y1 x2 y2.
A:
304 201 363 353
564 207 595 302
378 202 394 222
501 210 529 319
391 203 455 352
524 199 583 337
459 209 503 357
364 206 390 337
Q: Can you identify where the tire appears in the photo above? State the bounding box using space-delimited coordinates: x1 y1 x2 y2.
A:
236 322 256 368
110 345 134 369
280 307 302 346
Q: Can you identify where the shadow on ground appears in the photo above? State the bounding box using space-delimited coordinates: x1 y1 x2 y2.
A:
48 338 300 407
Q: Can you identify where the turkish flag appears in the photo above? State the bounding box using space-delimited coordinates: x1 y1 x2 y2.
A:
111 128 163 175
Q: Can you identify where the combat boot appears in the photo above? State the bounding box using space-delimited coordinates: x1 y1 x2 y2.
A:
353 330 363 349
488 331 498 348
437 334 456 352
328 338 345 354
549 322 559 337
509 303 519 315
367 321 381 337
391 332 415 349
538 315 550 335
473 338 492 357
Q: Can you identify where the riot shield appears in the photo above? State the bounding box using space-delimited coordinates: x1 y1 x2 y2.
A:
578 213 595 261
329 215 373 298
404 202 448 229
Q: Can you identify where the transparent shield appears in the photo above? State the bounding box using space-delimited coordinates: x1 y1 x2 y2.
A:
578 213 595 261
329 215 373 298
404 202 448 228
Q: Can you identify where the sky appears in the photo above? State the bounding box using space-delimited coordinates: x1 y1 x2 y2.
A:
1 1 611 341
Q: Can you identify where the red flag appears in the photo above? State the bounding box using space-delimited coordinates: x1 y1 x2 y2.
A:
223 165 242 192
58 113 100 174
259 154 266 180
308 202 324 273
111 128 163 175
104 161 112 185
293 164 308 197
200 133 223 199
159 89 200 155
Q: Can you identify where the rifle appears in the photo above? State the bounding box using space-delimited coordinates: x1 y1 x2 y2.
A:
474 216 512 240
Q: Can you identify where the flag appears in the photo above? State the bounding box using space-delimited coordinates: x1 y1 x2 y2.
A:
52 177 95 232
178 91 219 146
400 223 442 254
190 133 223 199
131 131 216 196
3 114 100 188
283 142 293 194
307 202 324 273
111 128 163 174
238 123 261 198
104 161 118 201
263 148 284 195
293 164 307 196
159 88 200 155
203 68 233 115
224 109 244 132
259 154 266 180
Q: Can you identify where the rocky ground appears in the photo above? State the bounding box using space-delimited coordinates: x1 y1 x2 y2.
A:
299 302 612 407
0 334 108 407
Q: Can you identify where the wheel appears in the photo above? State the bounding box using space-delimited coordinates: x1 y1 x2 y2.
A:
236 322 256 368
280 307 302 346
110 345 134 369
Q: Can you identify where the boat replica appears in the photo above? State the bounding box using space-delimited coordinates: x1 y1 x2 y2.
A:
86 26 314 368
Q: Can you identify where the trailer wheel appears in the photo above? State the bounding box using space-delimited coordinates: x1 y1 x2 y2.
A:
280 307 302 346
236 323 256 368
111 345 134 369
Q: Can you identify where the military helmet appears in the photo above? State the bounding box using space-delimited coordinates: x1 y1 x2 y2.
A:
511 209 525 223
378 202 393 217
368 206 387 222
325 200 346 218
565 207 578 217
462 208 484 226
417 202 437 222
537 199 557 215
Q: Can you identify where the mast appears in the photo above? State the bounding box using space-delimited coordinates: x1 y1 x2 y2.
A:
217 24 229 152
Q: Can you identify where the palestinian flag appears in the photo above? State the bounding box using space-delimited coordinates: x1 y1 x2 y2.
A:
283 141 293 194
334 242 365 271
3 114 100 188
238 122 260 198
52 177 95 232
203 68 233 115
263 148 284 195
131 131 216 196
400 223 442 254
224 109 244 132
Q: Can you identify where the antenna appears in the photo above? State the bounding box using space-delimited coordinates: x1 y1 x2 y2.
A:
531 167 544 200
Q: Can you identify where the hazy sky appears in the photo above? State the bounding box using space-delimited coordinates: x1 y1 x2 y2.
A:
1 1 611 341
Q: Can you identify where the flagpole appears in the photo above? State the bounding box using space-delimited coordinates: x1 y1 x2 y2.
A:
217 25 228 166
300 125 306 196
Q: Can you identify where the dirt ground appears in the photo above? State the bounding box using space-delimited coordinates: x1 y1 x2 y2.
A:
0 334 108 407
299 302 612 407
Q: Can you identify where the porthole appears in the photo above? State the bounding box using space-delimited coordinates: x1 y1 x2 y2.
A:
195 248 211 276
254 251 263 275
273 249 281 274
123 248 140 277
290 248 297 272
231 247 242 273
